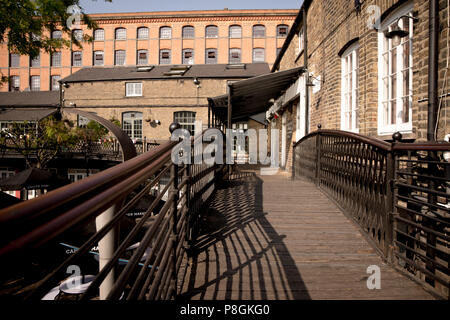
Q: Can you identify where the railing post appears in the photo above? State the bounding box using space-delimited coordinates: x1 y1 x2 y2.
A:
170 162 179 298
315 124 322 185
144 136 147 153
95 203 120 300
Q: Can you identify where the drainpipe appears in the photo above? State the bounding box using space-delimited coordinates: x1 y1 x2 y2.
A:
444 134 450 209
303 8 310 134
427 0 439 141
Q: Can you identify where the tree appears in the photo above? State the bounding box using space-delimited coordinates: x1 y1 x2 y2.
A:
0 116 114 169
0 0 111 83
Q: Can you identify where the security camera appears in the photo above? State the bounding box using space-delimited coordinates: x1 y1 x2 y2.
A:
193 77 201 86
155 120 161 125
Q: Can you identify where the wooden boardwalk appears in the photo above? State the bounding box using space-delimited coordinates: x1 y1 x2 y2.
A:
179 168 435 300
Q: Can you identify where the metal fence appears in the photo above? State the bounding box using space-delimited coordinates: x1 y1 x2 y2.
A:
293 129 450 299
0 130 227 300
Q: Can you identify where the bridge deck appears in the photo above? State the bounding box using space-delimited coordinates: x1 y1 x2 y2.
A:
179 168 435 300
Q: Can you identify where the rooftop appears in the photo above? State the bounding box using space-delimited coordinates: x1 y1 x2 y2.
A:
0 91 59 108
62 63 271 83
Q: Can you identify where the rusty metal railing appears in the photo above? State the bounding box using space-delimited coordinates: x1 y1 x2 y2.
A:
0 128 227 300
293 128 450 299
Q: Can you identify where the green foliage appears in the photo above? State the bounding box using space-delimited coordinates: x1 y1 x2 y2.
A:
0 116 112 168
0 0 112 84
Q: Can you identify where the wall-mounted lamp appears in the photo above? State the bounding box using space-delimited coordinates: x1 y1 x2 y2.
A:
384 13 419 46
193 77 201 86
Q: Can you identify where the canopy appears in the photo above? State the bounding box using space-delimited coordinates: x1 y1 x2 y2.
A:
208 66 305 122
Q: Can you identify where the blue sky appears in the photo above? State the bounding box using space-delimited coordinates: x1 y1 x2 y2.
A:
79 0 303 14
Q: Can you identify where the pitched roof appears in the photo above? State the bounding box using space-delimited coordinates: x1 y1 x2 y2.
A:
0 91 59 107
62 63 271 83
0 108 58 121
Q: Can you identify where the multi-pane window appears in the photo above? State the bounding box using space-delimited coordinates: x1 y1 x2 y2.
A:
94 29 104 41
137 50 148 65
182 26 195 38
126 82 143 97
205 49 217 64
73 29 83 41
160 27 172 39
229 25 242 38
115 50 126 65
253 25 265 38
52 30 62 39
51 75 61 91
10 53 20 67
182 49 194 65
277 25 289 37
205 25 218 38
72 51 82 66
122 112 143 140
341 43 359 132
30 76 40 91
51 52 62 67
9 76 20 92
93 51 104 66
298 27 304 53
378 4 413 134
174 111 196 135
77 115 90 128
30 54 40 67
252 48 265 62
160 49 171 64
229 48 241 64
115 28 127 40
137 27 149 39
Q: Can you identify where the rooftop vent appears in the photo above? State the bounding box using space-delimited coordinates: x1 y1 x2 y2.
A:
226 63 246 70
136 66 154 72
163 65 191 76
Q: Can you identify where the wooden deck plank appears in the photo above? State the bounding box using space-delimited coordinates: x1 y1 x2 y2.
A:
179 171 435 300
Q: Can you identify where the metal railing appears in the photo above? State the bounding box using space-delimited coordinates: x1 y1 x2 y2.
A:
0 129 227 300
293 128 450 299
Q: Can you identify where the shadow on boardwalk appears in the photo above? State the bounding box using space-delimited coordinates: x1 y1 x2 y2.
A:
179 168 311 300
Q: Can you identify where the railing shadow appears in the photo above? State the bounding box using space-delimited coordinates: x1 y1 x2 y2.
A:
179 167 311 300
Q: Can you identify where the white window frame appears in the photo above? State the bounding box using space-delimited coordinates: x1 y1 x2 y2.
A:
160 27 172 39
30 54 40 67
115 28 127 40
51 51 61 67
174 111 196 136
115 50 126 66
377 2 414 135
126 82 143 97
30 75 40 91
229 48 241 64
137 27 149 39
252 48 265 63
205 49 217 64
159 49 171 64
122 111 143 140
94 51 104 66
340 42 359 133
51 75 61 91
10 75 20 91
253 25 265 38
182 26 195 39
182 49 194 65
229 25 242 38
205 25 218 38
94 29 104 41
72 51 82 66
10 53 20 67
137 50 148 65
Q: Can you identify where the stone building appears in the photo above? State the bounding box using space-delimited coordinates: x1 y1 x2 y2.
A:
263 0 450 173
0 9 297 92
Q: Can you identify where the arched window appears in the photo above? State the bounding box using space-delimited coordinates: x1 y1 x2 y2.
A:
137 27 149 39
205 25 218 38
174 111 196 135
253 25 265 38
115 28 127 40
276 24 289 37
115 50 126 65
252 48 265 62
159 49 171 64
229 25 242 38
160 26 172 39
205 48 217 64
182 49 194 65
94 29 104 41
137 50 148 65
182 26 195 38
51 30 62 39
72 29 83 41
229 48 241 64
122 112 143 140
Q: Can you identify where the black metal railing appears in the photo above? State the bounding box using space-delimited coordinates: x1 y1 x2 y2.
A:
293 128 450 299
0 129 227 300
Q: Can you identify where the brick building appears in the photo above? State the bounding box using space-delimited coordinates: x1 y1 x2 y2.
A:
61 63 270 142
263 0 450 173
0 9 297 92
